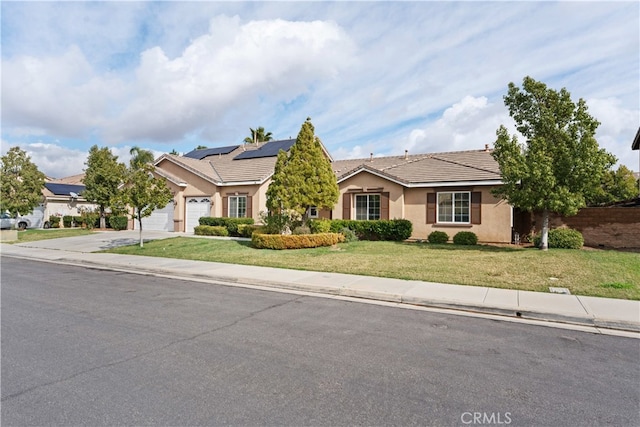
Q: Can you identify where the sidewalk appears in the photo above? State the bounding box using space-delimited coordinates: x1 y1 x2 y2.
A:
2 231 639 334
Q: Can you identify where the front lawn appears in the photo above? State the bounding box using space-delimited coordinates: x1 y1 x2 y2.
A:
104 237 640 300
15 228 95 243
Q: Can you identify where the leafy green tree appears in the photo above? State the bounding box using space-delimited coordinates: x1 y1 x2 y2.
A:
244 127 273 144
118 163 173 247
586 165 639 205
129 146 155 170
0 147 46 221
265 118 338 231
83 145 127 229
492 77 616 250
169 149 179 155
195 145 208 150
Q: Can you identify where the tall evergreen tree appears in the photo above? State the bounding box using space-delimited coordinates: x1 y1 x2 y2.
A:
0 147 46 220
83 145 126 229
492 77 616 250
266 118 338 224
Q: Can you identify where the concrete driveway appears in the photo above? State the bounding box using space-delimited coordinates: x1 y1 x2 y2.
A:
13 230 182 252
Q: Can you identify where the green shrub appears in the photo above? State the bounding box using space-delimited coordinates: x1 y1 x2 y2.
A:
194 225 229 236
533 228 584 249
199 217 254 236
327 219 412 241
62 215 73 228
340 227 358 243
109 215 128 231
427 231 449 244
238 224 263 238
80 210 99 230
309 219 331 234
292 225 311 235
252 232 344 250
453 231 478 245
49 216 61 228
73 216 83 227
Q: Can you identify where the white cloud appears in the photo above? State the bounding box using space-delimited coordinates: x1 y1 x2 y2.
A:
1 141 88 179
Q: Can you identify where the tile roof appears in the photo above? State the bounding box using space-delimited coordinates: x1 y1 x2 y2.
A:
156 142 285 185
332 149 502 186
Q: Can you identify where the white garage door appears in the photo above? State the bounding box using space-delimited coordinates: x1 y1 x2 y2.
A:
134 204 174 231
185 197 211 233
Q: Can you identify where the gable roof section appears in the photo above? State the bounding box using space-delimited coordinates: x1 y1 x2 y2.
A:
155 144 281 185
633 127 640 150
333 150 503 187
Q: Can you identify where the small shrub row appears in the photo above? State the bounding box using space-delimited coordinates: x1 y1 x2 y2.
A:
252 232 344 250
427 230 479 245
308 219 331 234
194 225 229 236
532 228 583 249
327 219 413 241
199 217 254 236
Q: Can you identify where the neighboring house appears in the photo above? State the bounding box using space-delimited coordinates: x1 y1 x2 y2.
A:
153 140 300 233
39 174 97 228
152 141 513 243
331 148 511 243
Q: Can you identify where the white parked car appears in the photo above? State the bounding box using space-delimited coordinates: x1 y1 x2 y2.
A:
0 213 16 230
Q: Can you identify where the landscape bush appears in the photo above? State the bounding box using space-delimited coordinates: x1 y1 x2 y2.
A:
194 225 229 237
453 231 478 245
532 228 584 249
339 227 358 243
109 215 128 231
199 217 254 236
252 232 344 249
308 219 331 234
328 219 412 241
427 231 449 244
49 216 61 228
62 215 73 228
238 224 263 238
292 225 311 235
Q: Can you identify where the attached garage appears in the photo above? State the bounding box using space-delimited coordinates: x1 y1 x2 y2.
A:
185 197 211 233
134 203 174 231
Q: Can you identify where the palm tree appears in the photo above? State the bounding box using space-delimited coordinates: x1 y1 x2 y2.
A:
244 127 274 144
129 146 155 170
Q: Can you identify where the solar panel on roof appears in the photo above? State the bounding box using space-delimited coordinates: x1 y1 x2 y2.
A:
233 139 295 160
183 145 239 160
44 183 85 196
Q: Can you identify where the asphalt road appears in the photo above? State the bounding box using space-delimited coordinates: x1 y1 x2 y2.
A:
2 258 638 426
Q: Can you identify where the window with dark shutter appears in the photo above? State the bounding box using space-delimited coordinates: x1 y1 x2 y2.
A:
471 192 481 224
342 193 351 219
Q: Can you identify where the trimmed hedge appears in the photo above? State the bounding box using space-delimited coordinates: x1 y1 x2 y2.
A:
194 225 229 236
533 228 584 249
109 215 128 230
453 231 478 245
199 217 254 236
252 232 344 250
328 219 412 241
428 231 449 244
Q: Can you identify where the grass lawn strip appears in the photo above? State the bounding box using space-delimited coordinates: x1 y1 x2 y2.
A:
104 237 640 300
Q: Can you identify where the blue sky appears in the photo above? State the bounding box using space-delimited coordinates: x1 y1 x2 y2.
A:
1 1 638 178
